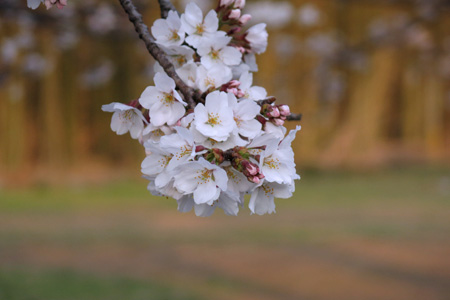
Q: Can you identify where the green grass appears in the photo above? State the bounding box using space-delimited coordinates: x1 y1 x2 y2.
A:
0 269 200 300
0 167 449 300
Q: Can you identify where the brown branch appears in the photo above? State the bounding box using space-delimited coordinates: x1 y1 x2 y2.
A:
157 0 178 18
286 113 302 121
118 0 199 109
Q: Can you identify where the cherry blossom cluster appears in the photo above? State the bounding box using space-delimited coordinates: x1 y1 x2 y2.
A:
102 0 301 216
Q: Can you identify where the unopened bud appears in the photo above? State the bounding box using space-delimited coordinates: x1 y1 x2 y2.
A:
212 148 225 164
256 115 267 125
237 90 246 98
227 27 242 35
195 145 206 153
278 104 290 116
248 176 260 184
267 106 280 118
227 87 239 96
242 160 259 175
229 80 241 88
239 14 252 25
271 118 285 126
229 9 241 19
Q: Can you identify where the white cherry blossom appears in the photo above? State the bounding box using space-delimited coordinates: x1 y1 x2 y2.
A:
197 35 242 69
196 65 232 92
246 23 268 54
238 71 267 100
181 3 223 48
194 91 236 141
101 102 147 139
173 157 228 204
228 93 262 139
259 126 301 184
151 10 185 47
139 72 186 126
249 181 294 215
161 45 195 68
159 127 198 170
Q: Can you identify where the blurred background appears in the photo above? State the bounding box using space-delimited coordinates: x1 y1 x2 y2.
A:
0 0 449 299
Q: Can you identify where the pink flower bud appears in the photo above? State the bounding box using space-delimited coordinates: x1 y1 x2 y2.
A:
271 118 285 126
237 90 245 98
195 145 206 153
228 87 239 96
239 14 252 25
249 176 260 184
229 80 241 88
229 9 241 20
267 106 280 118
242 160 259 175
234 0 246 9
278 104 290 116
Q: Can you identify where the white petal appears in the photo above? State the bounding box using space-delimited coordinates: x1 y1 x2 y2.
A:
194 203 215 217
203 10 219 33
221 46 242 66
154 72 176 93
139 86 160 109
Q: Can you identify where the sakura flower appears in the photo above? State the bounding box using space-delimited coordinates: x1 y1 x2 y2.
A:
259 126 301 184
227 93 262 139
238 71 267 100
197 35 242 69
173 157 228 204
139 72 187 126
146 176 183 200
151 10 185 47
194 91 236 141
140 123 173 143
222 163 255 194
181 3 224 48
249 181 295 215
196 65 232 92
141 141 173 183
159 127 198 170
161 45 195 68
246 23 268 54
177 62 198 88
101 102 146 139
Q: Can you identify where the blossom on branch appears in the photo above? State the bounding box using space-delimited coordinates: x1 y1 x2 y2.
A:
101 0 301 216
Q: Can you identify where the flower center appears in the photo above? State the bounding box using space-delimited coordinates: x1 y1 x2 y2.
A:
170 29 180 41
262 184 274 196
234 116 242 126
203 77 215 88
161 92 174 106
174 145 191 160
264 156 280 169
206 113 221 127
210 49 220 60
158 155 172 168
119 110 134 122
174 55 187 66
195 169 213 183
195 24 205 35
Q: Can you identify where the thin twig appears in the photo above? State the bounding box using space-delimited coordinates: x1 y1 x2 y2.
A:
118 0 198 109
157 0 178 18
286 113 302 121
